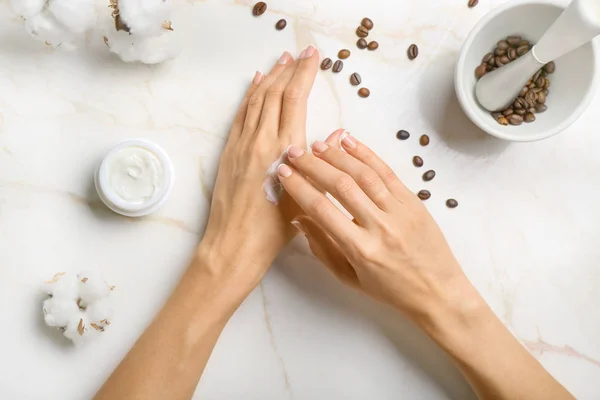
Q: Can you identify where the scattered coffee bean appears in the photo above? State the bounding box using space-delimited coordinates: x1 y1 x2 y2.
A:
350 72 362 86
446 199 458 208
475 64 487 78
320 58 333 70
397 130 410 140
338 49 351 59
419 134 430 146
275 19 287 30
418 190 431 200
333 60 344 73
367 41 379 51
468 0 479 7
544 61 556 74
412 155 423 167
252 1 267 16
524 113 536 123
407 44 419 60
423 170 436 182
361 18 374 30
357 38 368 49
358 87 370 98
357 26 369 38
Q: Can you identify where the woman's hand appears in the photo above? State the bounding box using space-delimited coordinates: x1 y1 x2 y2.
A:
199 46 319 290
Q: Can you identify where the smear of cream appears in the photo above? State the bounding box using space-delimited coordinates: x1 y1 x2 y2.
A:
263 147 291 205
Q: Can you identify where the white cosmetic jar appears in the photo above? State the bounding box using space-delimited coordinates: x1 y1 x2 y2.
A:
95 139 174 217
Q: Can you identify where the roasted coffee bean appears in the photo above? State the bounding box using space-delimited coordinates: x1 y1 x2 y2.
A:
412 155 424 167
338 49 351 59
507 35 521 46
537 92 546 104
495 58 504 68
357 26 369 38
497 116 509 126
516 98 528 109
419 134 430 146
491 112 503 120
407 44 419 60
357 38 368 49
497 40 509 50
367 41 379 51
517 45 530 56
423 170 436 182
482 52 493 63
535 76 545 88
544 78 551 89
417 190 431 200
532 87 543 94
502 108 514 116
397 130 410 140
536 104 547 113
519 86 529 97
519 40 530 48
446 199 459 209
540 70 548 77
468 0 479 8
524 113 536 123
542 89 549 96
515 108 526 116
508 47 517 60
332 60 344 73
487 64 495 72
544 61 556 74
525 90 538 106
509 114 523 125
358 87 370 98
252 1 267 16
528 107 537 114
320 58 333 70
361 17 374 30
488 57 496 67
475 64 487 78
350 72 362 86
275 19 287 30
495 48 507 57
532 69 542 83
499 55 510 64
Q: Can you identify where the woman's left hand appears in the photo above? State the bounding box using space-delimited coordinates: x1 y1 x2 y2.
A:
198 46 319 289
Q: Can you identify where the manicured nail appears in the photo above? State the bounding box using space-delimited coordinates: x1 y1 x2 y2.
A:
341 132 356 149
253 71 264 84
311 140 328 154
300 45 315 59
287 145 305 159
278 164 293 177
291 220 307 235
279 51 291 65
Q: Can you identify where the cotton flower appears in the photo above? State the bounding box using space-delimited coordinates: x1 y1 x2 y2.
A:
42 272 114 344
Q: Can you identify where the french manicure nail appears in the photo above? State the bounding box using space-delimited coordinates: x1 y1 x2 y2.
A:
291 220 307 235
341 133 356 149
253 71 264 84
300 45 315 59
279 51 291 65
311 140 328 154
287 145 305 159
278 164 293 177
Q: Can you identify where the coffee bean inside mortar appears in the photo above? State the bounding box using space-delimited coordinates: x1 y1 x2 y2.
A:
252 2 267 16
350 73 362 86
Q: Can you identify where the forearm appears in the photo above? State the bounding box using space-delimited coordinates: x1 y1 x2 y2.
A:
421 279 573 400
95 249 254 400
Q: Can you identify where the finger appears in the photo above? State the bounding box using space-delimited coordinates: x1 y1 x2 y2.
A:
324 129 347 148
286 145 383 226
279 45 320 144
229 71 265 141
293 216 360 289
277 163 364 249
242 51 294 137
340 135 411 201
311 136 395 211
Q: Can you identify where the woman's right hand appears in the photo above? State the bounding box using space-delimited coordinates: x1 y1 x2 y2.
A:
277 130 482 328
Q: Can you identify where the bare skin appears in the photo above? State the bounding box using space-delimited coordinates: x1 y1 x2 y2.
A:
95 47 573 400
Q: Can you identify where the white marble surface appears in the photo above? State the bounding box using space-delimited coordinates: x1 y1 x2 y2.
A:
1 0 599 398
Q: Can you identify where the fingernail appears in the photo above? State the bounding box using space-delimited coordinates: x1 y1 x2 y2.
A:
300 45 315 59
311 140 328 154
253 71 264 84
279 51 291 65
341 132 356 149
287 145 305 159
291 220 307 235
278 164 293 178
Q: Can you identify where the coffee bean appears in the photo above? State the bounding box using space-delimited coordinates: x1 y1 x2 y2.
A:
338 49 351 59
540 70 548 77
488 57 496 67
413 156 424 167
491 112 502 120
495 48 507 57
519 87 529 97
418 190 431 200
519 40 530 48
358 87 370 98
495 58 504 68
320 58 333 70
499 55 510 64
537 92 546 104
333 60 343 73
397 130 410 140
357 38 368 49
542 89 549 96
423 170 436 182
524 113 536 123
517 45 530 56
361 18 374 30
544 78 551 89
482 52 493 63
515 108 526 116
446 199 459 208
468 0 478 7
509 114 523 125
419 134 430 146
544 61 556 74
367 41 379 51
350 72 362 86
514 98 527 109
407 44 419 60
252 1 267 16
275 19 287 30
507 35 521 46
497 116 509 126
536 104 547 113
508 47 517 61
497 40 509 50
487 63 495 72
535 76 545 88
502 108 514 116
528 107 537 114
357 26 369 38
475 64 487 78
525 90 538 106
532 69 542 83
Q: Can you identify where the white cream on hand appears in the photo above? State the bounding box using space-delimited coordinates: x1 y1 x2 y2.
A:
263 147 290 205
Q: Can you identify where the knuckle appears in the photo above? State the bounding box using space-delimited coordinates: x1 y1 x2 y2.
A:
267 85 285 97
247 94 264 108
358 170 380 188
335 174 356 196
283 87 304 104
380 168 398 185
310 198 332 218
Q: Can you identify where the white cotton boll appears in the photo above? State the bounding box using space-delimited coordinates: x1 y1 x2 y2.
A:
43 297 80 327
77 272 112 305
118 0 173 36
25 10 76 49
43 272 79 300
10 0 46 18
47 0 98 35
105 29 178 64
62 312 91 343
86 298 113 323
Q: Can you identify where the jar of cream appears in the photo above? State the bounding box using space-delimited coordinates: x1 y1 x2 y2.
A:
95 139 174 217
